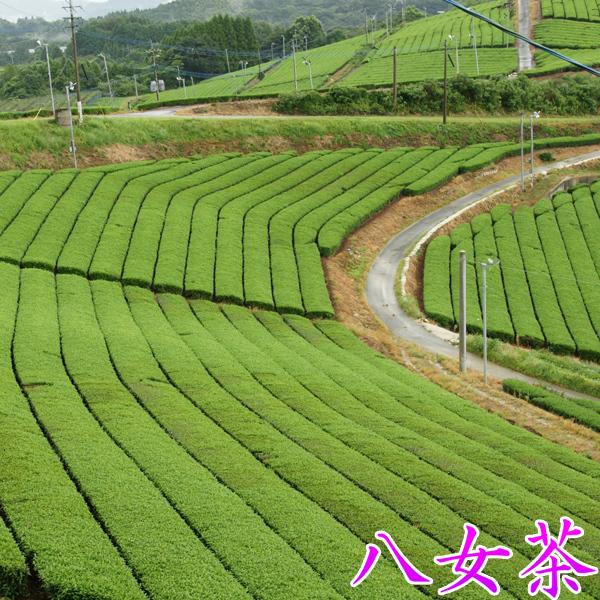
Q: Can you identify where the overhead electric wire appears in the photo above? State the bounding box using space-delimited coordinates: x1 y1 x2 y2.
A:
441 0 600 75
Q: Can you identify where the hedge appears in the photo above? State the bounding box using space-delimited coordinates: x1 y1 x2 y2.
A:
503 379 600 432
423 235 455 328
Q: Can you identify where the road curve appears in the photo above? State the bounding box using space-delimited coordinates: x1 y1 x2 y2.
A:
366 149 600 399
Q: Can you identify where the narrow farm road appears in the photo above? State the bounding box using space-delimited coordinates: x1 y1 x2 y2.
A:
517 0 534 70
366 149 600 400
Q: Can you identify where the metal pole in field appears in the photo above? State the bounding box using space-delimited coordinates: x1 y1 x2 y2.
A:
99 53 113 98
133 74 139 99
392 46 398 110
443 40 448 124
37 41 56 117
225 48 231 72
292 40 298 91
65 84 77 169
520 113 525 191
459 250 467 373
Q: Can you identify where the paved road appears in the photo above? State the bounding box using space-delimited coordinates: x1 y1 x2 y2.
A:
366 150 600 400
517 0 534 70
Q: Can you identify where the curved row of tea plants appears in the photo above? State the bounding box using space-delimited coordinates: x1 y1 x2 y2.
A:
423 181 600 360
503 379 600 432
0 262 599 599
6 139 597 318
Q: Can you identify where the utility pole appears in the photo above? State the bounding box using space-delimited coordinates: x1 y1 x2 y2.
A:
65 83 77 168
292 39 298 91
392 46 398 110
37 41 56 117
443 40 448 125
459 250 467 373
257 48 263 78
471 18 479 76
225 48 230 73
520 113 525 192
149 41 160 101
64 0 83 123
530 111 540 187
99 52 112 98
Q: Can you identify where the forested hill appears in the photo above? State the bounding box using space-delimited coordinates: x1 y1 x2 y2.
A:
136 0 447 28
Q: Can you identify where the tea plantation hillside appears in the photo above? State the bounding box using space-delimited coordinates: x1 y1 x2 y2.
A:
2 137 599 317
423 182 600 360
2 267 600 599
138 0 520 108
1 141 600 599
533 0 600 73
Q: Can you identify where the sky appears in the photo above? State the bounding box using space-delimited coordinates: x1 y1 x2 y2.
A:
0 0 165 21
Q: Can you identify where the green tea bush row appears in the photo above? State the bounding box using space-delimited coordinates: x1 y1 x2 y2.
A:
540 0 600 21
423 235 455 328
0 262 147 600
15 268 248 600
503 379 600 432
132 290 420 599
3 138 600 325
190 301 600 594
88 279 345 600
423 182 600 359
493 212 545 346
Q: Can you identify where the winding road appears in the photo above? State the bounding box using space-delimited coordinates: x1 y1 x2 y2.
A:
366 149 600 399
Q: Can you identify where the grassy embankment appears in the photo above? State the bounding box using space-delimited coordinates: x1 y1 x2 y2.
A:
3 114 600 170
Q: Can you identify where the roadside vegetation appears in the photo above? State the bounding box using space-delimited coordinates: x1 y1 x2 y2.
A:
4 115 600 170
470 335 600 398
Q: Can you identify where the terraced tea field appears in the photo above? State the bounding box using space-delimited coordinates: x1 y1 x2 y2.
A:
2 264 600 599
137 0 520 108
1 141 579 319
423 182 600 360
1 143 600 599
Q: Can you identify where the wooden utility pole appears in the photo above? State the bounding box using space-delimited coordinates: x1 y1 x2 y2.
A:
64 0 83 122
149 41 160 101
392 46 398 110
443 40 448 125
